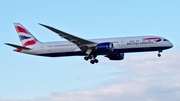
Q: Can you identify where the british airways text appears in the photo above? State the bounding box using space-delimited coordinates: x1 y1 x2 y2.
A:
127 40 153 45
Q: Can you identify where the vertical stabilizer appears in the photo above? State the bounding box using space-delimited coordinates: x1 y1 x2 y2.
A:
14 23 40 47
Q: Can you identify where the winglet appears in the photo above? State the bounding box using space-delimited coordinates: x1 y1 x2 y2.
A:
38 23 43 26
38 23 49 28
39 23 62 33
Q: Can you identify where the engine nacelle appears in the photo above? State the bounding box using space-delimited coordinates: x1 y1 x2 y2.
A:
106 53 124 60
95 42 113 54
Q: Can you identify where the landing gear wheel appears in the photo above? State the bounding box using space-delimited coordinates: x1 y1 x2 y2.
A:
84 55 93 61
158 53 161 57
84 56 89 61
89 56 93 59
90 59 99 64
94 59 99 63
90 60 95 64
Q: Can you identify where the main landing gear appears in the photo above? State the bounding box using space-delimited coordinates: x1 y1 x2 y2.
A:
90 59 99 64
84 55 99 64
157 50 162 57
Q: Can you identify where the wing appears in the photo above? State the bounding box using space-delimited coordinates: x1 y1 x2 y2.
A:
39 23 96 53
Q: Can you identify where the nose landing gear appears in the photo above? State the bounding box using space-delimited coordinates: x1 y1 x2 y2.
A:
158 53 161 57
158 50 162 57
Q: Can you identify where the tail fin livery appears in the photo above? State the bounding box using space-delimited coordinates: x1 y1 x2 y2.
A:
14 23 40 47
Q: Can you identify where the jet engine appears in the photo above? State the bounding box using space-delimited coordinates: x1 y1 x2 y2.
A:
106 53 124 60
95 42 114 54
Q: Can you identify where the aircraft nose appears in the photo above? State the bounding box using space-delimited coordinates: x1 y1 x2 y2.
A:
169 42 173 48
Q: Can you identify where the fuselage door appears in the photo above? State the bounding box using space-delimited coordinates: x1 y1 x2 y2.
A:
40 44 45 53
119 39 126 48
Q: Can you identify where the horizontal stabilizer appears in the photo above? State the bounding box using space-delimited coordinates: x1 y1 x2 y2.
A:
5 43 31 50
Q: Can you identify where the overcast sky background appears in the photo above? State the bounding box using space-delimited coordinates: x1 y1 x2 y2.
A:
0 0 180 101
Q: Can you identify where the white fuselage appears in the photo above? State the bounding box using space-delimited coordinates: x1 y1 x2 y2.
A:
20 36 173 57
8 23 173 64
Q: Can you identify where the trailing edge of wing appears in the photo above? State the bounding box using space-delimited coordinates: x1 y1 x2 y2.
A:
39 23 96 52
5 43 31 50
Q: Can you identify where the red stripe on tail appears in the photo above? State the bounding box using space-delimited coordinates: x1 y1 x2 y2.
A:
23 40 37 46
15 26 29 34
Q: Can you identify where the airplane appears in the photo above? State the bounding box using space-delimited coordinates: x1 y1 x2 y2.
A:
5 23 173 64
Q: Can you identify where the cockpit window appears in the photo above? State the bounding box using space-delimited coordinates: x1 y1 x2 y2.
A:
163 39 169 41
